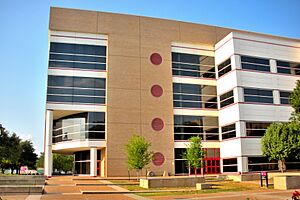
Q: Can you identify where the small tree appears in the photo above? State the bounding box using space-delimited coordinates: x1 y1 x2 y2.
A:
183 136 205 176
289 80 300 121
126 135 153 179
261 122 300 172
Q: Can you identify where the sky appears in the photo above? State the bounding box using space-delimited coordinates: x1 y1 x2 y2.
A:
0 0 299 154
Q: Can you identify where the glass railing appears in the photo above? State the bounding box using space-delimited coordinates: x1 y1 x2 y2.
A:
52 123 105 143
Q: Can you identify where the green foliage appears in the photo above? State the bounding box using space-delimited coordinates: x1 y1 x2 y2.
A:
183 136 205 171
53 153 74 172
36 153 44 168
126 135 153 171
19 140 38 169
289 80 300 121
0 125 37 174
36 153 73 173
261 122 300 172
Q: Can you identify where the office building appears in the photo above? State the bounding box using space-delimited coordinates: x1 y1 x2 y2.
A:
44 7 300 177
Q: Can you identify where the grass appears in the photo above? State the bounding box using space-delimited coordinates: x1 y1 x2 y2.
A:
115 180 272 197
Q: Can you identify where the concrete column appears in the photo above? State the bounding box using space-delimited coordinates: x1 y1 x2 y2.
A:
273 90 280 104
270 59 277 73
236 121 246 137
90 148 97 177
231 55 241 70
44 110 53 177
237 157 248 173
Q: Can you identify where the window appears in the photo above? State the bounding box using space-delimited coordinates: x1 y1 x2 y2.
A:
221 123 236 140
217 59 231 78
220 90 234 108
223 158 238 172
244 88 273 104
174 115 219 141
248 157 277 172
241 56 270 72
52 112 105 143
277 60 300 75
279 91 291 105
246 122 270 137
173 83 217 109
174 148 188 175
47 75 106 104
74 150 90 174
49 42 106 71
172 52 215 78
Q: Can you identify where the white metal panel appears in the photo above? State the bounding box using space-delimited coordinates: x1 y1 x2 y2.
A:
173 108 218 117
216 71 238 95
46 103 106 112
239 104 292 122
220 138 242 158
232 32 300 63
237 71 299 91
241 138 262 156
219 104 240 126
48 68 107 78
52 140 106 151
172 42 214 57
50 31 108 46
173 76 217 86
174 141 220 149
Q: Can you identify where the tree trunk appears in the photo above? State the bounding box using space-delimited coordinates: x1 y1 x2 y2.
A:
278 159 286 173
136 170 139 181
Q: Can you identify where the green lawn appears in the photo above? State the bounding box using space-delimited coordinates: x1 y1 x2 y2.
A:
115 180 273 196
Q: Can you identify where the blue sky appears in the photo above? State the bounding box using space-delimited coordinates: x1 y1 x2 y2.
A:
0 0 299 154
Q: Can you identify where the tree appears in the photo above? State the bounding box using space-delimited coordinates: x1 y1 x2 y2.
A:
183 136 205 176
126 135 153 179
53 153 73 173
0 124 38 174
7 133 22 174
0 125 10 173
37 153 73 173
261 122 300 172
289 80 300 121
36 153 44 168
19 140 38 170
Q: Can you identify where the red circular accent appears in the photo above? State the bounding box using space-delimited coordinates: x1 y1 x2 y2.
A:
150 53 162 65
153 152 165 166
151 85 163 97
151 118 164 131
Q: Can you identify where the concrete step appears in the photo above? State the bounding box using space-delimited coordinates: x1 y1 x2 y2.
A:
0 185 44 194
0 175 46 186
0 179 45 185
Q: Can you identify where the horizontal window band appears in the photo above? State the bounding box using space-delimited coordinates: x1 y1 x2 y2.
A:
50 52 106 58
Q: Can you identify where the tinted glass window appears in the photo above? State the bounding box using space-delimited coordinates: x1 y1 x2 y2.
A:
221 123 236 140
47 75 105 104
218 59 231 78
241 56 270 72
279 91 291 105
173 83 217 109
174 115 218 141
220 90 234 108
49 42 106 70
277 60 300 75
244 88 273 104
246 122 271 137
223 158 238 172
53 112 105 143
172 52 215 78
248 157 278 172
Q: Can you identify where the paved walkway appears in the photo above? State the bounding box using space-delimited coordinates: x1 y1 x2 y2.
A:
0 176 299 200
